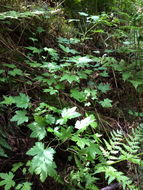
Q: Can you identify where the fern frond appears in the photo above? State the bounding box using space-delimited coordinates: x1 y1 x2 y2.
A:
102 127 143 164
101 130 123 163
96 165 139 190
99 127 143 189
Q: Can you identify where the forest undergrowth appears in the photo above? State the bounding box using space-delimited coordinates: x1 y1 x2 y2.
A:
0 0 143 190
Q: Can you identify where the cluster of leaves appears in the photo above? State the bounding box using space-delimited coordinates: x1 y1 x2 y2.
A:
0 10 50 20
0 33 143 189
24 35 113 110
1 101 143 189
2 93 30 125
71 8 143 91
0 1 143 189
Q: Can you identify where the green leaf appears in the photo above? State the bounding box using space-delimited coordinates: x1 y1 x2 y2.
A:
8 69 23 76
57 107 81 125
0 147 8 157
43 48 59 60
26 47 43 54
70 89 86 102
26 60 42 68
16 182 32 190
86 144 102 159
60 74 80 83
43 87 58 95
97 83 111 93
29 37 38 42
0 172 15 190
45 114 55 124
14 93 30 109
72 135 90 149
122 72 132 81
28 116 47 140
2 96 15 105
61 107 81 119
78 12 88 16
12 162 23 173
0 69 5 74
75 116 94 130
55 127 73 141
84 88 98 100
11 110 29 125
2 94 30 109
100 71 109 77
67 56 93 67
59 44 78 54
0 137 11 150
77 71 88 79
129 80 143 89
26 142 57 182
37 26 45 33
3 63 16 68
90 15 100 21
58 37 80 44
41 62 60 72
99 98 112 108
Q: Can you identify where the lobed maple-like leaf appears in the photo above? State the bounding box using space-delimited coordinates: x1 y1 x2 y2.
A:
16 182 32 190
99 98 112 108
0 172 15 190
26 142 57 182
11 110 29 125
14 93 30 109
28 116 47 140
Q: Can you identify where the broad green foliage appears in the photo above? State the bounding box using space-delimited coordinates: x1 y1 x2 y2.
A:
11 162 24 173
28 116 47 140
57 107 81 125
0 170 32 190
8 68 23 76
75 116 95 130
60 73 80 83
21 35 112 110
0 172 15 190
70 89 86 102
0 1 143 189
2 93 30 109
99 98 112 108
14 93 30 109
97 83 111 93
26 142 57 182
0 9 54 20
11 110 28 125
70 126 143 190
1 30 143 189
16 182 32 190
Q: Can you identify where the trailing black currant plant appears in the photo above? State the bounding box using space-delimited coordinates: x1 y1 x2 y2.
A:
0 0 143 190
